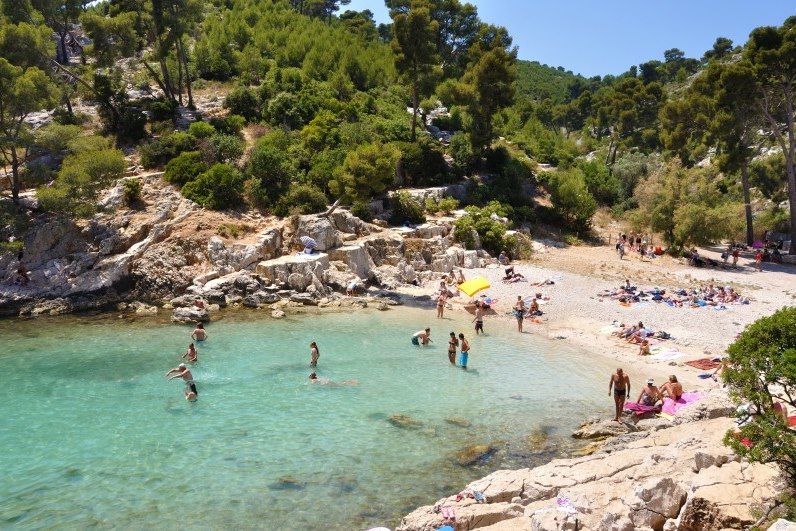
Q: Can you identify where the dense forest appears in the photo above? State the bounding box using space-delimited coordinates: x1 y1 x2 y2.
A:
1 0 795 255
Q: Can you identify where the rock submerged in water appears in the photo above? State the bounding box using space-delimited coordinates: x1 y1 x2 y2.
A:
268 476 305 491
387 414 423 430
445 417 472 428
454 443 498 467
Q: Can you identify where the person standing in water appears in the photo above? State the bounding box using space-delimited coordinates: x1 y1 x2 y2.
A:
514 296 525 333
191 323 207 341
310 342 320 367
412 328 431 346
608 368 630 422
447 332 459 365
458 333 470 369
472 302 484 335
182 343 197 363
166 364 198 399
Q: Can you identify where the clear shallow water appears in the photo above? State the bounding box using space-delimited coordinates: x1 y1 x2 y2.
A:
0 308 618 529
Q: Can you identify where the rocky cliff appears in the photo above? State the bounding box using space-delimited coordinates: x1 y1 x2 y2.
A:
0 173 489 318
398 391 787 531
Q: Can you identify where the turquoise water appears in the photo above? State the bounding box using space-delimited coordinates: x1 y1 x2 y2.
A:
0 307 617 529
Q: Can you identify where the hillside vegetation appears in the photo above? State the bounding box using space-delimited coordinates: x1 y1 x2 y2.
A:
1 1 795 256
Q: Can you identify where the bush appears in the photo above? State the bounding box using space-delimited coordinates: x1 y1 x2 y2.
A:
389 192 426 226
548 169 597 231
209 115 245 136
223 86 261 122
209 134 245 164
274 183 328 217
330 141 400 202
35 124 82 154
187 121 216 139
163 151 208 186
123 178 142 205
722 307 796 491
449 132 474 176
181 163 245 210
140 132 197 168
425 196 459 215
350 201 374 222
246 133 296 201
67 135 112 154
579 160 622 206
453 202 513 256
396 140 449 186
147 98 178 122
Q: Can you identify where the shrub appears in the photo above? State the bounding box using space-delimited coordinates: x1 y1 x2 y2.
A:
579 160 622 206
209 134 245 164
243 177 270 208
188 121 216 139
140 132 197 168
396 140 449 186
350 201 374 222
209 115 245 136
123 178 142 205
722 307 796 491
453 202 513 256
425 196 459 215
223 86 261 122
389 192 426 226
246 133 296 201
181 163 245 210
163 151 208 186
147 98 178 121
35 124 82 154
330 141 400 202
274 183 328 217
548 169 597 231
67 135 112 155
449 132 474 176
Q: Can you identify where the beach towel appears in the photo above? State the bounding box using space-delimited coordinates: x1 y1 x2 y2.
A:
662 391 703 415
685 359 721 370
624 402 661 415
790 416 796 428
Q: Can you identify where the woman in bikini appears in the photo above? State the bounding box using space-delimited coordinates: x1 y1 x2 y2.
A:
437 291 447 319
447 332 459 365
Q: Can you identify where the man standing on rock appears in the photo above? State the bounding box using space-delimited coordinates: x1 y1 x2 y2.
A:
608 368 630 422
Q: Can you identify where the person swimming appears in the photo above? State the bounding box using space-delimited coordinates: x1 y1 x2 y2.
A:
166 363 197 398
412 328 431 346
191 323 207 341
182 343 197 363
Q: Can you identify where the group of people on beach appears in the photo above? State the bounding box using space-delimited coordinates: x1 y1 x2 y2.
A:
608 369 684 422
616 232 660 261
599 279 748 309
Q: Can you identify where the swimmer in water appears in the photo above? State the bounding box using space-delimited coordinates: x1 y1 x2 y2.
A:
412 328 431 346
309 372 357 386
191 323 207 341
166 363 198 397
182 343 197 363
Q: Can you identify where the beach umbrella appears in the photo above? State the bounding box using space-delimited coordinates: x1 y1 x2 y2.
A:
458 276 490 297
300 236 317 249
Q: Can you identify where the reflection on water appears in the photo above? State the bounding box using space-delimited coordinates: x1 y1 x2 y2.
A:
0 307 617 529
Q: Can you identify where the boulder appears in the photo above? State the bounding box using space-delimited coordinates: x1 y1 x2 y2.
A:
172 306 209 323
242 294 261 308
203 289 227 306
287 272 308 291
627 477 687 529
329 244 374 279
256 253 330 286
455 443 499 467
572 419 636 439
290 293 317 305
462 250 480 269
194 270 220 286
130 301 158 315
170 294 201 308
769 520 796 531
296 215 340 251
364 234 405 266
271 309 286 319
329 210 376 236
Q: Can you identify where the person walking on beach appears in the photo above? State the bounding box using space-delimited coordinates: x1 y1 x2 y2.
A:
191 323 207 341
437 291 447 319
182 343 197 363
412 328 431 346
166 364 198 399
608 368 630 422
447 332 459 365
310 342 320 367
755 250 763 272
514 296 525 333
732 247 740 267
458 333 470 369
473 302 484 335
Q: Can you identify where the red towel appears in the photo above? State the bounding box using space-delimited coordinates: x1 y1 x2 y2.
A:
685 358 721 370
789 415 796 427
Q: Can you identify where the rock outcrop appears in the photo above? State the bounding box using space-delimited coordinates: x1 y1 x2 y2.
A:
397 417 783 531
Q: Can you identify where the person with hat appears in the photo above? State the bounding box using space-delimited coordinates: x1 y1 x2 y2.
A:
636 378 661 407
166 363 197 400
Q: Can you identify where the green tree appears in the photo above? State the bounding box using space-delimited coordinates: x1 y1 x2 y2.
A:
722 307 796 490
746 18 796 254
0 59 58 203
390 0 439 140
702 37 734 62
330 141 399 202
181 163 245 210
548 169 597 231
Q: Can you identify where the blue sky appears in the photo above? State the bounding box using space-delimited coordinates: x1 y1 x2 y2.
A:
344 1 795 77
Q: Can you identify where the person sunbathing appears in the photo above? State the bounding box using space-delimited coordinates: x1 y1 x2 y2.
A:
660 375 683 400
638 340 650 356
637 379 661 407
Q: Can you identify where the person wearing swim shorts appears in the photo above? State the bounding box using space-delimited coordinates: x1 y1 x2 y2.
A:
166 363 198 398
412 328 431 346
191 323 207 341
608 368 630 422
472 303 484 335
447 332 459 365
637 379 660 407
514 296 525 332
458 333 470 369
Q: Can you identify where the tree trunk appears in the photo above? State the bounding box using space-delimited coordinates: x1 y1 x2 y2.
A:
64 90 74 118
175 43 184 106
784 85 796 255
58 30 69 65
10 149 19 204
411 84 419 141
741 161 754 246
176 38 194 109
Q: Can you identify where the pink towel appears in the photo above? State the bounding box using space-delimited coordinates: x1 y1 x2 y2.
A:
662 392 702 415
624 402 658 413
